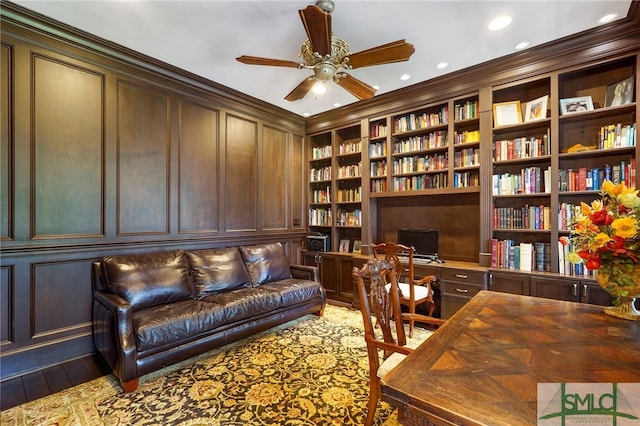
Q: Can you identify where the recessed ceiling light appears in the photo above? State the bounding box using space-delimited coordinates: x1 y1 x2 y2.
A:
400 74 411 81
333 103 341 107
303 112 310 117
515 41 529 50
488 15 512 31
373 85 380 90
598 13 618 24
436 62 448 69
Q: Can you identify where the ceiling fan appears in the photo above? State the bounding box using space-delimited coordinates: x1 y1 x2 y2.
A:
236 0 415 102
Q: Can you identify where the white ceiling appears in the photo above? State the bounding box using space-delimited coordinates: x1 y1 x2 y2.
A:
12 0 633 118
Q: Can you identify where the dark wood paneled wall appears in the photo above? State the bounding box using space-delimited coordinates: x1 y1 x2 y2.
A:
0 4 305 379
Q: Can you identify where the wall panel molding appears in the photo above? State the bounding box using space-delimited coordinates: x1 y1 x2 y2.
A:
0 6 306 380
31 54 105 239
178 99 220 234
116 80 170 236
1 43 13 241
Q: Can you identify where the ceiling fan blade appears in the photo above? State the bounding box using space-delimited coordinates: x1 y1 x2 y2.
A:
299 5 331 57
347 40 415 69
236 55 301 68
335 73 377 100
285 76 317 101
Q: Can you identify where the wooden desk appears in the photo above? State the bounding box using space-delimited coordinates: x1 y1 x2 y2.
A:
381 290 640 426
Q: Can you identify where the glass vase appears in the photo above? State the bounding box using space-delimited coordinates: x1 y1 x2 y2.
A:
595 265 640 321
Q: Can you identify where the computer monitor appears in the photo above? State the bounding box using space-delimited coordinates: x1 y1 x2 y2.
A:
397 229 440 261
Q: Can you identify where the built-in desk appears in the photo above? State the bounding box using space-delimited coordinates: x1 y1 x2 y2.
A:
381 291 640 426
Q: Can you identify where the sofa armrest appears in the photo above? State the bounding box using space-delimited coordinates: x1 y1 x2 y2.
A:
290 264 319 282
93 291 138 384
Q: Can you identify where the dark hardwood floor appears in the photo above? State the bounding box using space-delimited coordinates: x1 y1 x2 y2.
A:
0 353 111 411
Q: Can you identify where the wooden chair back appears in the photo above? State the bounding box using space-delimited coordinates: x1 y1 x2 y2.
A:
370 242 437 336
352 257 410 425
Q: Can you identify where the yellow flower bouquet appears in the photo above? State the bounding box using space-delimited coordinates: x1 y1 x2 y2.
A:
568 179 640 320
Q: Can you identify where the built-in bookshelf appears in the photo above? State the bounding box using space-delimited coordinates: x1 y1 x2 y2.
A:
452 95 481 188
390 103 449 192
490 55 638 277
307 124 363 252
305 50 637 282
308 132 333 231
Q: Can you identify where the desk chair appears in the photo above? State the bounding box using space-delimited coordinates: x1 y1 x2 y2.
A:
371 242 437 337
353 258 445 426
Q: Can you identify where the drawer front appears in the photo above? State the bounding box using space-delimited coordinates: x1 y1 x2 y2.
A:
442 281 483 297
441 268 486 284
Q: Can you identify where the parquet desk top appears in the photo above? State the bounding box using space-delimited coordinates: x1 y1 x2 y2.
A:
381 290 640 426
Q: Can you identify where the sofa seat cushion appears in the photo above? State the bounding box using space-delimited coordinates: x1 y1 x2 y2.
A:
186 247 252 297
260 278 324 306
200 287 282 324
102 250 194 311
240 243 292 286
133 300 225 352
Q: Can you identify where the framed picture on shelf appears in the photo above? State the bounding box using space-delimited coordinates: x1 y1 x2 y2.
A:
559 96 594 115
493 101 522 127
523 95 549 122
339 239 350 253
605 76 634 107
352 240 361 254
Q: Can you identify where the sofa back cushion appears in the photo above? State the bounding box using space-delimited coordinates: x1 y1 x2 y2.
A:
240 242 292 286
101 250 194 310
186 247 252 297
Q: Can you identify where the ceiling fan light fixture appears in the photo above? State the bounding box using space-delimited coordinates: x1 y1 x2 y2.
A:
238 3 415 102
312 80 327 95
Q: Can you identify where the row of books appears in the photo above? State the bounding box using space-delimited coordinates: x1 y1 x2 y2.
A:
370 123 388 139
558 238 595 277
491 237 595 277
336 187 361 203
338 141 361 155
453 172 479 188
392 154 448 174
370 160 387 177
311 187 330 204
454 130 480 145
558 202 582 231
310 166 331 182
336 209 361 227
392 174 448 191
336 163 361 179
453 100 479 121
308 208 331 227
492 166 552 195
598 123 636 149
312 145 332 160
493 133 551 161
493 205 551 230
393 132 448 154
369 141 387 158
393 107 449 133
491 239 551 272
453 147 480 168
558 159 636 191
370 179 387 193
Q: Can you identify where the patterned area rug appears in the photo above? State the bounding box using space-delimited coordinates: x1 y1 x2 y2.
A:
1 304 432 426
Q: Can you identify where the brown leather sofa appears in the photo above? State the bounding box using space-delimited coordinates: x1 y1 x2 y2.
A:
92 242 325 392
